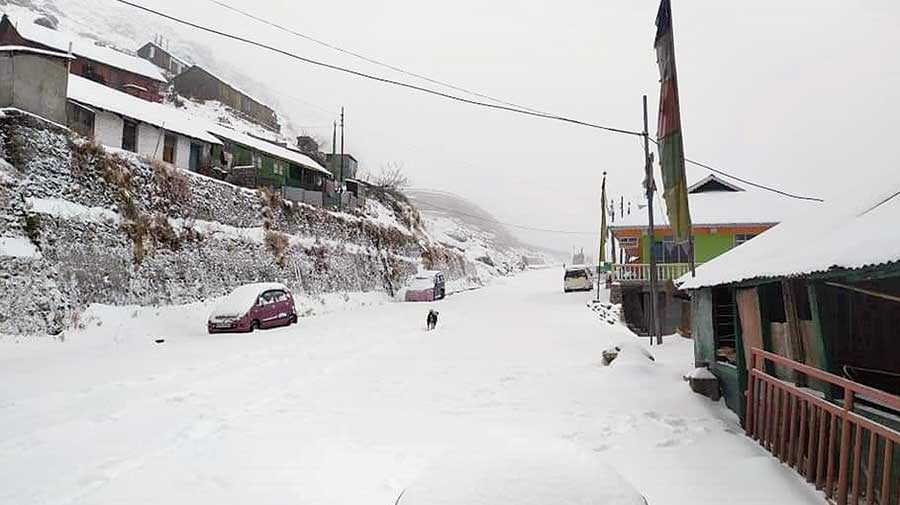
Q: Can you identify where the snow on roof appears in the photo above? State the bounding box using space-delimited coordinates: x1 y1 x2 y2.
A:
611 177 817 229
180 65 272 112
209 126 330 175
678 177 900 289
0 44 73 59
10 16 166 82
210 282 289 318
68 74 221 144
141 41 190 68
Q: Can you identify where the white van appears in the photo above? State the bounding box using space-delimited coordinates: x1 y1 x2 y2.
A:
563 265 593 293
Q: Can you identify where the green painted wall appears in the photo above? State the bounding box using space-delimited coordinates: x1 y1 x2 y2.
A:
639 231 736 263
695 233 736 263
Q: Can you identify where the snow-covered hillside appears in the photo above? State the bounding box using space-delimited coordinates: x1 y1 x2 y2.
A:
407 189 557 280
0 111 544 336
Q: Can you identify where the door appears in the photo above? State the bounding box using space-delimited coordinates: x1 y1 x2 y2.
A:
256 291 280 327
189 143 203 172
272 290 292 324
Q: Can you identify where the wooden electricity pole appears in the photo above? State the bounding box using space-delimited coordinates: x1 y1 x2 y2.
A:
643 95 661 345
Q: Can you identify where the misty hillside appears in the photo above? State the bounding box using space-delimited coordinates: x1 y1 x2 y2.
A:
2 0 297 131
406 189 521 250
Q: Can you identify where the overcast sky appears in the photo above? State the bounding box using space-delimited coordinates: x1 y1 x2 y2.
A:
55 0 900 254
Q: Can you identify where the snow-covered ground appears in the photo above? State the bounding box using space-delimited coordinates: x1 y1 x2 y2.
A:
0 268 822 505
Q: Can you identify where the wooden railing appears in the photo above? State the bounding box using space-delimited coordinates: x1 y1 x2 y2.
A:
610 263 696 282
747 348 900 505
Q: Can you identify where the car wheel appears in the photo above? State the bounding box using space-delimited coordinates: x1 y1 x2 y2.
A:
290 314 298 325
250 320 260 332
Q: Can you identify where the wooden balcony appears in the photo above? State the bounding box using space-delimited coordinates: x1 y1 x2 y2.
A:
747 348 900 505
610 263 697 283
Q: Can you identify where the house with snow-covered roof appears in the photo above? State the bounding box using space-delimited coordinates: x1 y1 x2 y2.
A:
208 126 335 208
608 174 818 336
0 14 167 102
67 74 222 172
173 65 280 132
676 179 900 500
136 40 190 77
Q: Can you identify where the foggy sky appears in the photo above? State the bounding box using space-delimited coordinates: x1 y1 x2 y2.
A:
59 0 900 254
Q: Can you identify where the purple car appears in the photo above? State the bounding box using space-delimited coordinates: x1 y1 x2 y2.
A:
405 271 446 302
207 282 298 333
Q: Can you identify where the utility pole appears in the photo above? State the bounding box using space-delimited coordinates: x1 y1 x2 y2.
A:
339 107 345 210
340 108 345 183
331 121 337 171
643 95 661 346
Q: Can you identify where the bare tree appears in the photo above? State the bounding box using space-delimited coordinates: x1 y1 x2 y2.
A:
368 161 409 190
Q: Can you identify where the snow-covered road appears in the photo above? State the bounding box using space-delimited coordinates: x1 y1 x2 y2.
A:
0 268 822 505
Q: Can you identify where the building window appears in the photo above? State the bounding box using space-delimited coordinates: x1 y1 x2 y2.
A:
654 235 690 264
83 63 106 85
163 133 177 164
735 233 757 246
122 120 138 152
618 236 638 248
712 287 738 366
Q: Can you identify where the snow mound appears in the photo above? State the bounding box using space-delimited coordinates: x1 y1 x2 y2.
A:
0 236 41 259
399 436 645 505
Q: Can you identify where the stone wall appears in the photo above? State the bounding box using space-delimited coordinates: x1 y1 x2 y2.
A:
0 110 474 335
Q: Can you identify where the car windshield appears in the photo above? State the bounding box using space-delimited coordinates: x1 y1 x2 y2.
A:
409 276 435 289
565 270 588 279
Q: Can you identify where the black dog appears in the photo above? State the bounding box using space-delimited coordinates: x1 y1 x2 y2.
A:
426 309 439 331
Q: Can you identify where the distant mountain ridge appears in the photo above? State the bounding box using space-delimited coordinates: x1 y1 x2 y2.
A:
405 189 521 250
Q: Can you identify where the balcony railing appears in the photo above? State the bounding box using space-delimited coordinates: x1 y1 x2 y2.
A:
747 348 900 505
610 263 696 282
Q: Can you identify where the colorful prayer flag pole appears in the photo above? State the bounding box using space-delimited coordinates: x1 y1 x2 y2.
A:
654 0 692 242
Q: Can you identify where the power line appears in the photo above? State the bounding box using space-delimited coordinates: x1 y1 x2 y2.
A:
648 138 825 202
114 0 642 137
120 0 826 205
411 198 599 235
209 0 547 115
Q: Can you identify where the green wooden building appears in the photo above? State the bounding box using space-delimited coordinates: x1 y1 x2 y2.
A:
678 181 900 504
210 127 334 206
608 175 816 335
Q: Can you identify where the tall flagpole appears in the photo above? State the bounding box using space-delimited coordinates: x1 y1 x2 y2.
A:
597 171 607 301
643 95 661 345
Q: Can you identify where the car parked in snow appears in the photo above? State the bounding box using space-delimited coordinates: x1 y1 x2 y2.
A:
563 265 593 293
207 282 297 333
405 271 446 302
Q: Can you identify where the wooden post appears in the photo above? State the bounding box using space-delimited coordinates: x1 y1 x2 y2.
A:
642 95 661 345
782 279 807 384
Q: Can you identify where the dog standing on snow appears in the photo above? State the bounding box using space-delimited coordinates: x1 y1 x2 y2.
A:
426 309 439 331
